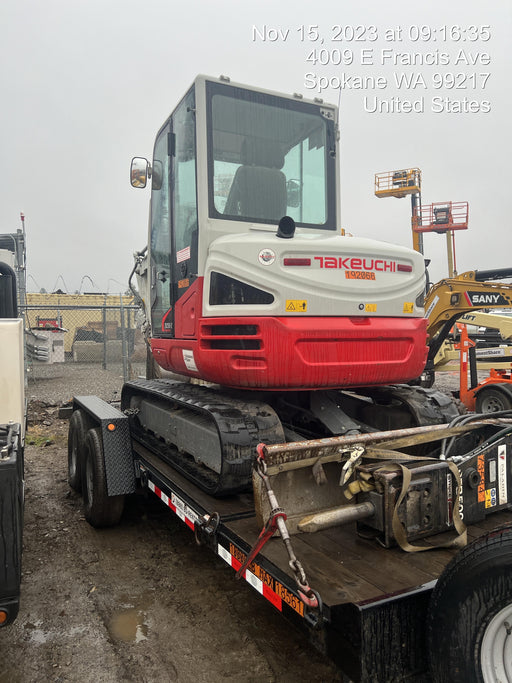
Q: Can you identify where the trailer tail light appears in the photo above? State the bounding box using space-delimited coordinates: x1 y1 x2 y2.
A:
397 264 413 272
283 258 311 266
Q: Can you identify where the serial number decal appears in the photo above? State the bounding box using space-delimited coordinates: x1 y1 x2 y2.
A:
345 270 376 280
274 582 305 615
223 543 305 617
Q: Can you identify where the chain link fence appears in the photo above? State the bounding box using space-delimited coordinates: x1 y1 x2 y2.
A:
21 295 147 403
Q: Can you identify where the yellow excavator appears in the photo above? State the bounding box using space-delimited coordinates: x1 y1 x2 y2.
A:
422 268 512 400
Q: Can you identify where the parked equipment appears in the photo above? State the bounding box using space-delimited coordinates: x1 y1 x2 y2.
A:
455 324 512 412
421 268 512 387
127 75 457 497
69 77 512 680
0 228 26 626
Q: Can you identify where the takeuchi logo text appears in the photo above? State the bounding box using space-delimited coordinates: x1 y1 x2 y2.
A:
314 256 396 272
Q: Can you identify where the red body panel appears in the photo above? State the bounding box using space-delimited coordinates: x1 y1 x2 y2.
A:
151 314 428 390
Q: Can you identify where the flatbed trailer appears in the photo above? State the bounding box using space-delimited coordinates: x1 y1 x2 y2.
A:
70 395 512 682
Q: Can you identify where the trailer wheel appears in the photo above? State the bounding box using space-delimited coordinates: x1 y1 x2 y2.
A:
82 428 124 528
427 524 512 682
68 409 87 492
475 385 512 413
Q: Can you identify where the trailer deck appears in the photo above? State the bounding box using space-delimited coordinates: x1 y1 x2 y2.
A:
131 439 512 681
72 395 512 681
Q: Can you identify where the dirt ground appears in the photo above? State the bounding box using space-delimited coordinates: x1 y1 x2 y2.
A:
0 366 468 683
0 402 344 683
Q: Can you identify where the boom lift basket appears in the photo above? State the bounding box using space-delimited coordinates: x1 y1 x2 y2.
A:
374 169 421 198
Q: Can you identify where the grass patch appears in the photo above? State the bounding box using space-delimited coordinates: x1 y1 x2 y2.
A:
26 424 66 447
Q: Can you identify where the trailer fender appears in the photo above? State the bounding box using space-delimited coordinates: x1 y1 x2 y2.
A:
72 396 135 496
427 523 512 682
82 427 125 528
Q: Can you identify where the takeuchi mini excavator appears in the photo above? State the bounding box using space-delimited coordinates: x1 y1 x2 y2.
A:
127 75 457 495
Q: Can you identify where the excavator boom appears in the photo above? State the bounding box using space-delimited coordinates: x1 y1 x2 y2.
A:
426 269 512 362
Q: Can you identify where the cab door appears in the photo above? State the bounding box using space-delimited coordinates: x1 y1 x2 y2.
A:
149 121 173 336
170 87 199 331
149 87 198 338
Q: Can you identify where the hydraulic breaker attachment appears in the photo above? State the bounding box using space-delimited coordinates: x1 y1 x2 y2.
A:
253 419 512 549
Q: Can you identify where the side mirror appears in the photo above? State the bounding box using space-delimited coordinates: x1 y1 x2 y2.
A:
130 157 150 188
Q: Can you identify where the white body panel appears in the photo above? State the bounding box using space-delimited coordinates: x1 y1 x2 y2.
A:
204 232 425 318
0 319 25 437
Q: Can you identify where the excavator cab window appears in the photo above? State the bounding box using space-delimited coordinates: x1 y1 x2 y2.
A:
206 81 336 229
149 87 199 338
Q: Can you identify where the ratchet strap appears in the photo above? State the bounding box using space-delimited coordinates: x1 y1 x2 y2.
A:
377 460 467 552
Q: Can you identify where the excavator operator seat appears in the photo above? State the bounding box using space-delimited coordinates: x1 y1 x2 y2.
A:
224 138 287 221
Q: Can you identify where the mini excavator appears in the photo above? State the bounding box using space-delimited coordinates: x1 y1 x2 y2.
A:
126 75 459 496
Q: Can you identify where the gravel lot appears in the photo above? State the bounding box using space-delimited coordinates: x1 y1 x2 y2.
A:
26 362 145 405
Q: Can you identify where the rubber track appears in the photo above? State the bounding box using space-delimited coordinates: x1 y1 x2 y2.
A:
121 379 284 497
361 384 460 426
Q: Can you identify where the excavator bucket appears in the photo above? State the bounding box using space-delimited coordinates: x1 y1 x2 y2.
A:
253 430 414 535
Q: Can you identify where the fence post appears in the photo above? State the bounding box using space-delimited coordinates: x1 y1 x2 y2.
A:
120 294 128 382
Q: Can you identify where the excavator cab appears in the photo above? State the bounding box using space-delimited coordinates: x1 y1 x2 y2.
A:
131 76 428 390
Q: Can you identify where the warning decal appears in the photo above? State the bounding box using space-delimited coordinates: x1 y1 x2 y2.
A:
286 300 307 312
183 349 198 372
485 488 497 509
477 454 485 503
177 246 191 263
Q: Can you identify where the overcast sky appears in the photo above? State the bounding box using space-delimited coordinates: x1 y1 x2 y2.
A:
1 0 510 293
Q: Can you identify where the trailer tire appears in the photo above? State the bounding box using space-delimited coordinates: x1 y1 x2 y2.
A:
68 409 87 492
427 524 512 682
82 428 124 528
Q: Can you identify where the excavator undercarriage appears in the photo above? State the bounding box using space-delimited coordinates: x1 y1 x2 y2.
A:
122 379 459 496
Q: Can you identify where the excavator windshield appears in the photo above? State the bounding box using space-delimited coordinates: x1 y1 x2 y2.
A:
206 81 337 229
